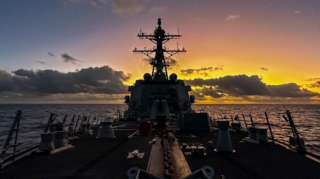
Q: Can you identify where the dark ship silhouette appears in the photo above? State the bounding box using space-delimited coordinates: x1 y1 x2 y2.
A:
124 18 195 122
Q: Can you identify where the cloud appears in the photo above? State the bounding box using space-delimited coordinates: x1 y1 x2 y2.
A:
307 81 320 88
167 58 178 69
0 66 130 96
186 13 203 21
48 52 54 56
61 53 82 67
139 57 178 71
184 75 319 98
112 0 143 14
306 78 320 88
180 67 215 77
149 6 166 13
294 10 301 14
68 0 145 14
35 61 46 65
268 83 317 98
180 67 213 75
192 86 226 99
306 78 320 81
260 67 268 71
214 66 223 70
0 67 14 92
185 75 271 96
226 15 240 21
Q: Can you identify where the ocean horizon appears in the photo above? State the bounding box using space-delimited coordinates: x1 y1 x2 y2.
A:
1 104 319 158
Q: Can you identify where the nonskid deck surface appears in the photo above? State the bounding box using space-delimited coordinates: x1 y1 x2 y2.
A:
178 130 320 179
1 122 320 179
0 122 152 179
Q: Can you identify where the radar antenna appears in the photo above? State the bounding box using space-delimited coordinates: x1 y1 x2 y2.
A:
133 18 186 80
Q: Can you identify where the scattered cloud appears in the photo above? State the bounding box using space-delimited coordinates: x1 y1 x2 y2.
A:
35 61 46 65
294 10 301 14
68 0 145 14
167 58 178 69
226 15 240 21
186 13 203 21
306 78 320 81
112 0 144 14
180 66 222 76
214 66 223 70
260 67 268 71
149 6 166 13
61 53 82 67
139 57 178 72
307 81 320 88
180 67 213 77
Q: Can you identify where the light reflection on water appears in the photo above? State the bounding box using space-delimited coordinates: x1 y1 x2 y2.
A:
192 104 320 156
0 104 319 157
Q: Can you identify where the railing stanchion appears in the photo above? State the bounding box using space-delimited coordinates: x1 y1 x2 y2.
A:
242 114 248 130
74 115 81 132
264 112 275 142
1 110 22 159
249 114 255 127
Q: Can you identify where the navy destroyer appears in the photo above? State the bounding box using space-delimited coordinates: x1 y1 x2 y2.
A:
124 18 194 122
1 19 320 179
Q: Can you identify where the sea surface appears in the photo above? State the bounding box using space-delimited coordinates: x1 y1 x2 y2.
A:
0 104 319 158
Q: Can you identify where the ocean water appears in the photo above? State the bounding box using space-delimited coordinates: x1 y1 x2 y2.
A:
0 104 319 157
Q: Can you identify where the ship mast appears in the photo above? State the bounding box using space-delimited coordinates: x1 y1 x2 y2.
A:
133 18 186 80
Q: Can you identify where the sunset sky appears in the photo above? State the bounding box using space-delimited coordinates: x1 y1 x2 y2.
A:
1 0 320 104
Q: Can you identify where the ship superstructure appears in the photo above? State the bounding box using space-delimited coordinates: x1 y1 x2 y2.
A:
124 19 195 121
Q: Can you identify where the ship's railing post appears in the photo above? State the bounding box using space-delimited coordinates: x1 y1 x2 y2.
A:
12 111 21 161
1 110 22 160
87 115 91 125
73 115 81 132
62 114 68 126
91 116 95 125
68 114 76 134
264 112 275 143
285 110 300 139
79 115 85 129
241 114 248 130
249 114 255 127
44 113 54 133
96 115 101 125
282 110 306 153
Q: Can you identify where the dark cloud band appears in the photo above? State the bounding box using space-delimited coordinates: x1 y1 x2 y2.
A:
185 75 319 98
0 66 130 95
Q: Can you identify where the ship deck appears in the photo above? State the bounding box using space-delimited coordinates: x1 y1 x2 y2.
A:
1 121 320 179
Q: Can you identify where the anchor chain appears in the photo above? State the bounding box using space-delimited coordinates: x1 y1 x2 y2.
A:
159 131 176 178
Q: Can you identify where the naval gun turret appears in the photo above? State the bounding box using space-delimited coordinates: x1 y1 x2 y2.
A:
123 19 210 131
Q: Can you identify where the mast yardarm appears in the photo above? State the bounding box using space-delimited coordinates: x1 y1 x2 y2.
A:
133 18 186 81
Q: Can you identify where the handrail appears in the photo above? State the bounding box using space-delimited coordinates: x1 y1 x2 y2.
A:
1 110 21 160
